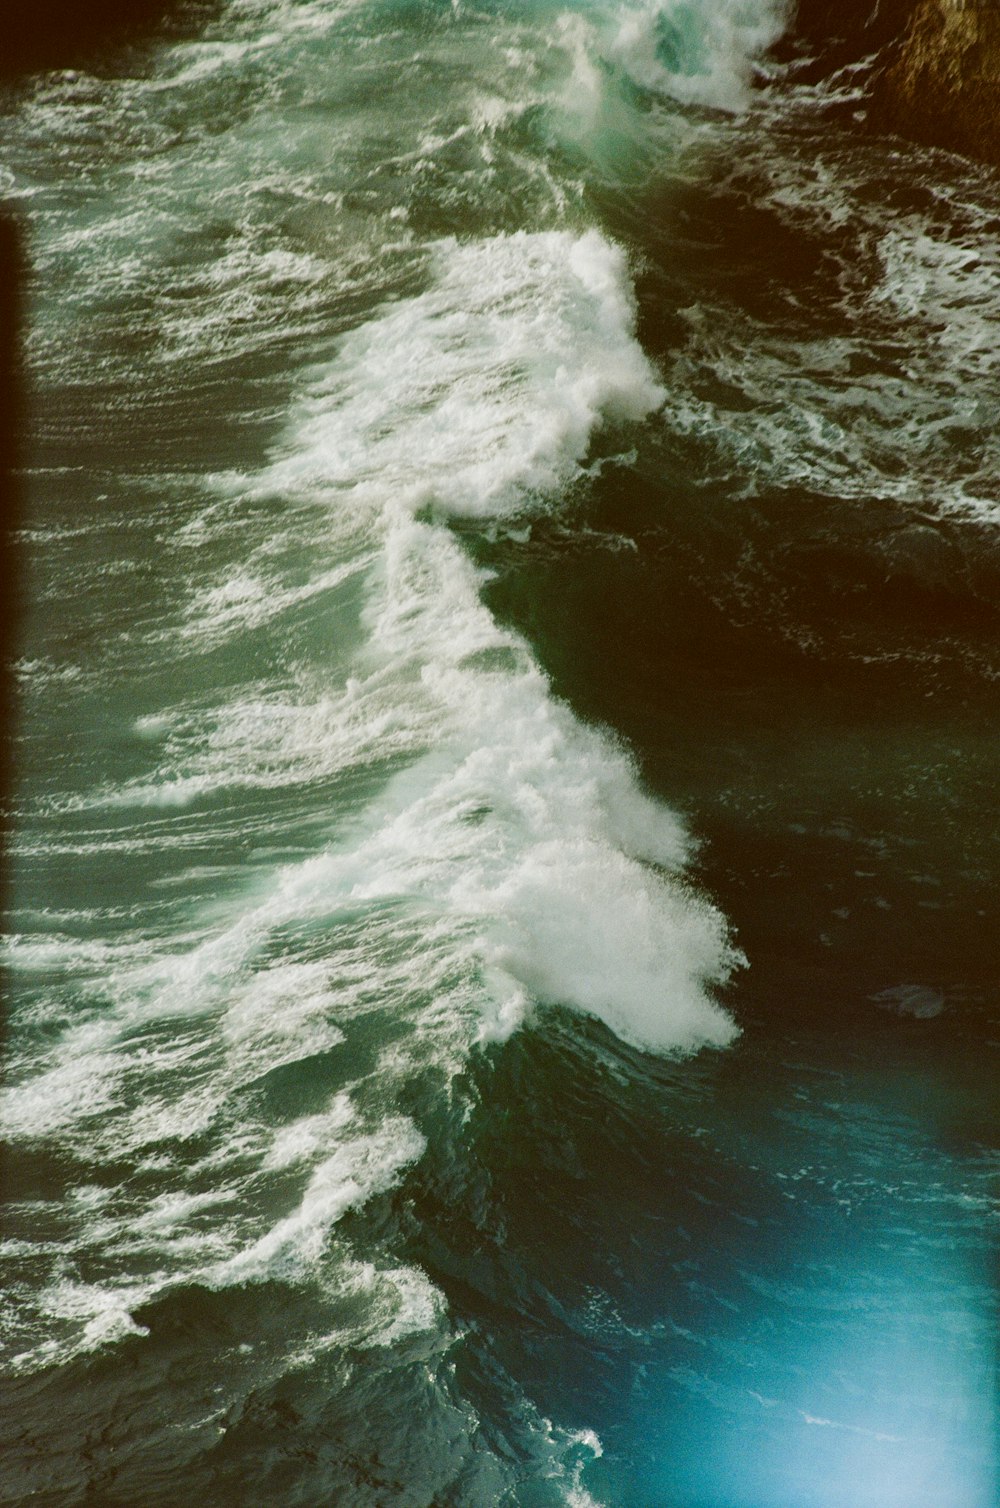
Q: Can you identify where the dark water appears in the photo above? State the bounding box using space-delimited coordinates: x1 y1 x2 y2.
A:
2 1 998 1503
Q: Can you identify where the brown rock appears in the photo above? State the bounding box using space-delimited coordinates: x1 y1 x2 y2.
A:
786 0 913 69
871 0 1000 165
2 0 220 79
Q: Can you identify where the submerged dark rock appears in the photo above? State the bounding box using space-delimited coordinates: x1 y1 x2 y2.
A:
871 983 947 1017
875 523 966 596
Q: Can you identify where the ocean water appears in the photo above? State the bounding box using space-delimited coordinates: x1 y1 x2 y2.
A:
1 1 997 1503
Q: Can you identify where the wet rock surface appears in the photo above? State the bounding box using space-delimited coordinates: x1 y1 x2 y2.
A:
872 0 1000 166
784 0 913 74
3 0 220 79
787 0 1000 167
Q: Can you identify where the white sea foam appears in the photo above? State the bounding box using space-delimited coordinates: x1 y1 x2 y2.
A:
362 1262 446 1346
263 229 665 519
47 230 669 818
13 656 85 689
238 228 737 1052
262 1093 356 1171
0 1033 126 1139
61 673 431 811
6 1102 430 1371
178 556 373 645
606 0 789 113
155 236 339 365
40 1280 152 1349
207 1116 427 1286
873 223 1000 379
662 93 1000 524
3 192 738 1387
551 0 789 176
324 514 738 1053
5 6 999 1502
1 223 737 1385
223 964 349 1082
6 227 735 1096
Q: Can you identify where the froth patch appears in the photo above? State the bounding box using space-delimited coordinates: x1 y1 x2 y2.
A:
39 1281 151 1353
607 0 789 114
670 98 1000 526
68 672 432 811
209 1116 426 1286
4 210 736 1379
178 556 373 647
0 1034 125 1138
224 962 349 1081
481 841 737 1054
555 0 789 131
266 229 664 519
318 514 740 1055
263 1093 356 1171
5 1102 435 1372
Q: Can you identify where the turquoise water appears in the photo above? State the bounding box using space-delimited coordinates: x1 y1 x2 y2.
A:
2 2 997 1503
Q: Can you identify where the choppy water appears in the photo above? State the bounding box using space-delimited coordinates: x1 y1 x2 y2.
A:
1 2 997 1503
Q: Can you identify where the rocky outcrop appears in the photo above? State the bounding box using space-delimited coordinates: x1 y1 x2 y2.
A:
784 0 913 74
2 0 219 79
786 0 1000 168
871 0 1000 166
